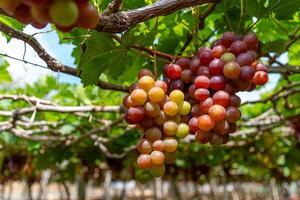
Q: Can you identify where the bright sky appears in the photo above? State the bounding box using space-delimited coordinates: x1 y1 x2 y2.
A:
0 25 283 103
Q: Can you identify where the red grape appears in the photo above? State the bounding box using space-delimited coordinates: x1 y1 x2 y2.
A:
194 88 210 101
213 120 230 135
155 80 168 92
197 66 210 77
252 71 269 85
236 52 254 66
229 95 241 107
199 97 213 113
209 59 224 75
240 66 255 80
196 130 212 144
188 84 196 98
181 69 194 84
190 56 201 74
153 140 165 151
137 138 152 154
170 79 184 91
220 32 236 48
189 117 199 133
226 106 241 123
176 57 191 70
256 63 268 72
165 63 182 79
199 50 214 66
212 90 230 107
145 127 162 142
137 154 151 169
230 41 247 56
210 75 225 90
243 33 258 50
208 105 226 122
126 106 145 124
138 69 154 79
191 104 203 117
212 45 226 58
194 75 210 89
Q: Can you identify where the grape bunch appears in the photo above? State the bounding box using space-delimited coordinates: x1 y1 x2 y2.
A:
123 70 192 177
0 0 99 31
123 32 268 177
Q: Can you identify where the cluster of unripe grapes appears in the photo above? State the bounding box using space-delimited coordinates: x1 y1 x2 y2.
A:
123 32 268 177
0 0 99 31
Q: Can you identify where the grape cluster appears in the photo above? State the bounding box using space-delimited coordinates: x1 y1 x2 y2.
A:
0 0 99 31
123 70 191 177
123 32 268 177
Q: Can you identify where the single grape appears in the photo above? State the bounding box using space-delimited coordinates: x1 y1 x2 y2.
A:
163 121 178 136
213 120 230 135
223 61 240 79
230 41 247 56
226 106 241 123
195 130 212 144
14 4 33 24
145 102 160 118
150 164 165 177
229 95 241 107
138 69 154 79
197 66 211 77
179 101 191 115
198 114 215 131
189 117 199 133
194 75 210 89
138 76 155 92
210 75 225 90
236 52 254 66
212 45 226 58
154 111 167 126
176 123 189 138
194 88 210 101
209 59 224 75
240 66 255 80
212 90 230 107
181 69 194 84
137 138 152 154
126 106 145 124
154 80 168 93
164 137 178 152
137 154 151 169
199 50 214 66
220 52 236 63
77 2 99 29
220 32 236 48
145 127 162 142
158 95 170 108
170 90 185 105
130 89 147 106
208 105 226 122
148 87 165 103
49 0 79 27
170 79 184 91
252 71 268 85
199 97 213 113
150 151 165 165
152 140 165 151
166 63 182 79
176 57 191 70
163 101 178 116
243 33 258 50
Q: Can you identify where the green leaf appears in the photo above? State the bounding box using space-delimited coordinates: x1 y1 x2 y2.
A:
79 31 130 86
0 58 12 83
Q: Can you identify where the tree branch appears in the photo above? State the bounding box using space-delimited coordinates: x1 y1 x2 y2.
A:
0 21 128 92
96 0 215 33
